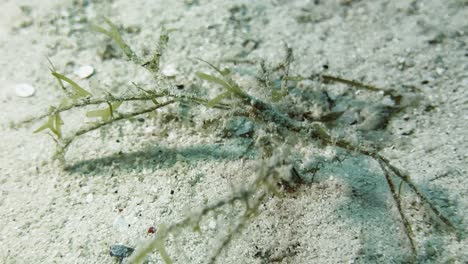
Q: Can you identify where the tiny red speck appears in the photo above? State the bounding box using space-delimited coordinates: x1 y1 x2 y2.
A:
147 226 156 234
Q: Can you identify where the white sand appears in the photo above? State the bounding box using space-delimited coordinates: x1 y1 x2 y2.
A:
0 0 467 263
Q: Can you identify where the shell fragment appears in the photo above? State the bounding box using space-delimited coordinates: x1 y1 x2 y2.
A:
74 65 94 79
161 64 178 77
15 83 36 97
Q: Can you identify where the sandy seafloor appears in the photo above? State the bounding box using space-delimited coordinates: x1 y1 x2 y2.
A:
0 0 467 263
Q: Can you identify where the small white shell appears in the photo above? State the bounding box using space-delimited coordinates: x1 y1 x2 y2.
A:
74 65 94 79
381 96 395 106
15 83 36 97
207 219 217 230
161 64 178 77
86 193 94 203
113 216 129 234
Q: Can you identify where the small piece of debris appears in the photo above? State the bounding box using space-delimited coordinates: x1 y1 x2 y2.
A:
15 83 35 97
161 64 178 77
147 226 156 234
85 193 93 203
74 65 94 79
109 244 134 260
381 96 395 107
435 67 445 76
223 117 254 138
113 215 129 234
207 219 217 230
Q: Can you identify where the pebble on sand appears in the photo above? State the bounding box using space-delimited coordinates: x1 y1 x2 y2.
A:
109 244 134 260
15 83 36 97
161 64 178 77
74 65 95 79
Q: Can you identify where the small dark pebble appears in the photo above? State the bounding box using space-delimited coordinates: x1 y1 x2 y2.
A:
110 244 134 259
